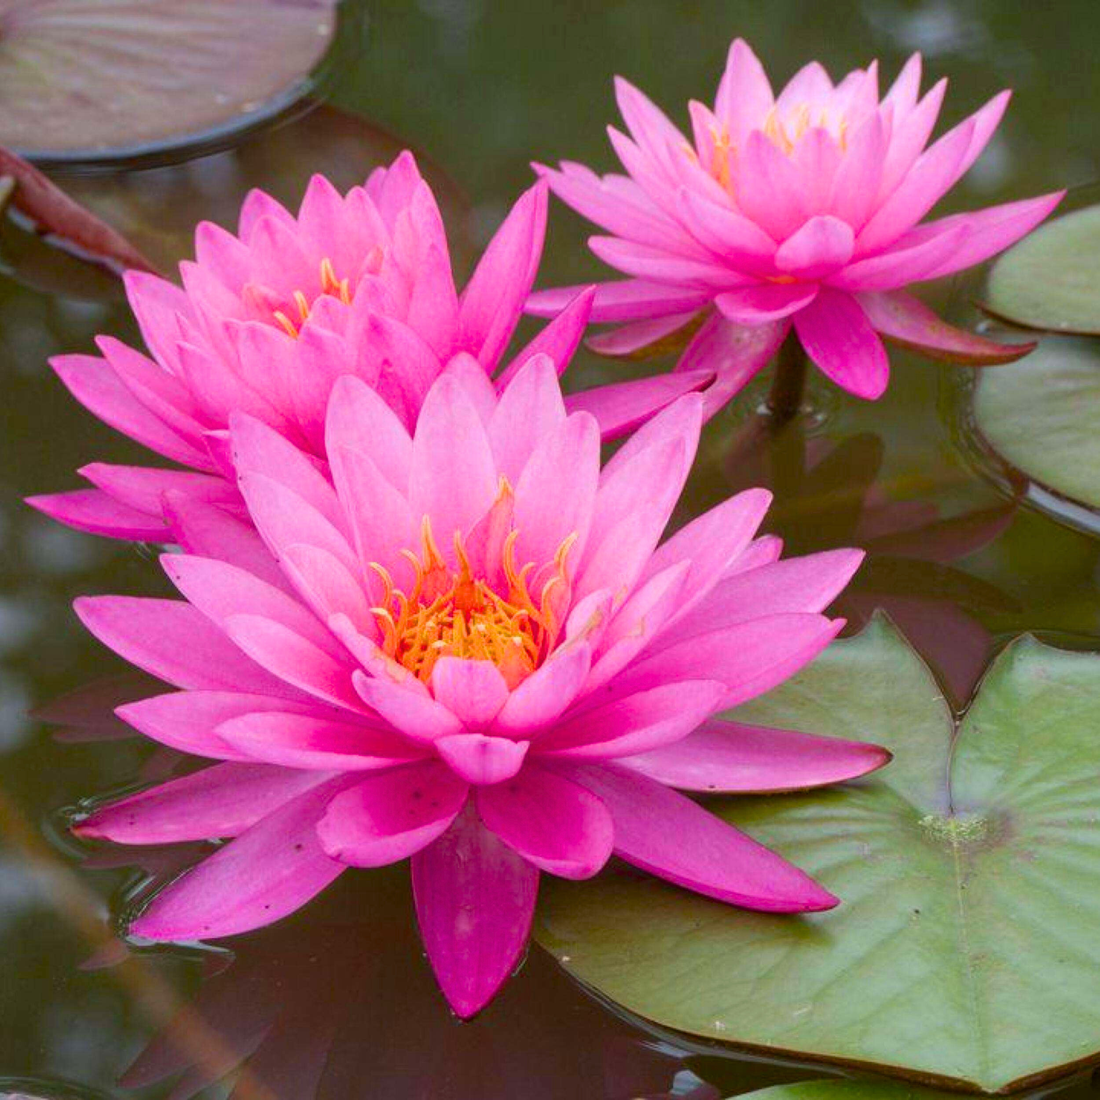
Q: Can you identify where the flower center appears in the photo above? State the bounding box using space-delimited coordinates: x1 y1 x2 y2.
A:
272 257 354 339
369 517 574 689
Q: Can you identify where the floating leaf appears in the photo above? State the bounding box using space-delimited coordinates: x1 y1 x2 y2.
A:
0 0 340 163
985 205 1100 335
537 616 1100 1092
0 144 156 272
971 335 1100 515
729 1081 955 1100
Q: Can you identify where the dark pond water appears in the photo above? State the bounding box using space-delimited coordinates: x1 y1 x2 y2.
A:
3 1 1100 1096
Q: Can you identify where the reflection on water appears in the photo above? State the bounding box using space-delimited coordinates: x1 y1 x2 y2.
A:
3 0 1100 1095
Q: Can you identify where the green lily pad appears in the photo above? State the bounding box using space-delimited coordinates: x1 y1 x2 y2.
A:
971 335 1100 516
725 1082 955 1100
0 0 342 164
537 616 1100 1092
985 205 1100 334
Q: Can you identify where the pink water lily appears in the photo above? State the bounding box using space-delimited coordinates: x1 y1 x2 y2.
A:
72 359 888 1017
528 40 1064 407
29 152 706 542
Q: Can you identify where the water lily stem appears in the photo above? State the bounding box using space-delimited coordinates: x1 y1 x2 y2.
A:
766 334 808 426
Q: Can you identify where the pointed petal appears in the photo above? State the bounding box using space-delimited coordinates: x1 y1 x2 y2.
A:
564 368 714 441
316 762 468 866
216 711 421 771
74 597 298 697
26 488 166 541
430 658 510 729
477 764 613 879
412 809 539 1018
775 215 855 280
459 182 547 368
715 283 818 325
621 717 891 792
859 289 1036 364
75 764 329 843
129 779 347 940
793 288 890 398
436 733 530 785
535 680 726 759
568 764 837 911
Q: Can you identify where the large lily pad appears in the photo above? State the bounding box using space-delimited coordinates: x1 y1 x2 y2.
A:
970 335 1100 517
537 616 1100 1092
726 1082 955 1100
985 205 1100 335
0 0 341 163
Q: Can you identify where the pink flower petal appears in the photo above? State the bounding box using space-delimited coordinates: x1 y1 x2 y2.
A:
436 733 530 785
513 410 600 568
622 717 891 792
26 488 166 541
775 216 855 280
408 373 498 553
162 553 343 660
223 613 362 713
75 763 329 844
316 761 468 866
430 658 510 729
568 764 837 911
878 77 947 200
735 131 810 241
535 680 726 759
585 310 700 356
163 494 288 594
527 280 710 324
459 181 547 368
793 287 890 398
564 368 714 441
238 472 358 576
827 112 889 231
621 612 844 709
639 487 773 629
492 644 593 736
715 38 775 144
715 283 818 325
858 288 1037 365
497 285 595 384
116 690 317 761
659 547 865 646
353 672 464 742
677 316 789 417
216 711 421 771
589 235 751 289
324 375 412 493
477 764 614 879
412 807 539 1018
78 462 240 521
912 191 1065 282
130 779 347 940
675 189 777 271
487 354 566 484
857 115 976 252
75 597 300 697
230 412 345 531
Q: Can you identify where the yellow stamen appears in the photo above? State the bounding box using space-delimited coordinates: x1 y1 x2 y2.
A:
369 518 575 689
271 256 354 339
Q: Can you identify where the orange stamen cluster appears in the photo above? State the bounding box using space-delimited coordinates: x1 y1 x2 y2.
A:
273 257 352 338
369 517 575 689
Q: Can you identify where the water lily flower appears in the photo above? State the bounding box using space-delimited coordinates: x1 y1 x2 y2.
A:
29 152 706 542
528 41 1064 408
72 359 888 1017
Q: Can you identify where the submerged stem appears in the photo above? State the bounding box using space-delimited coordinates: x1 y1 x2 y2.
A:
765 333 808 426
